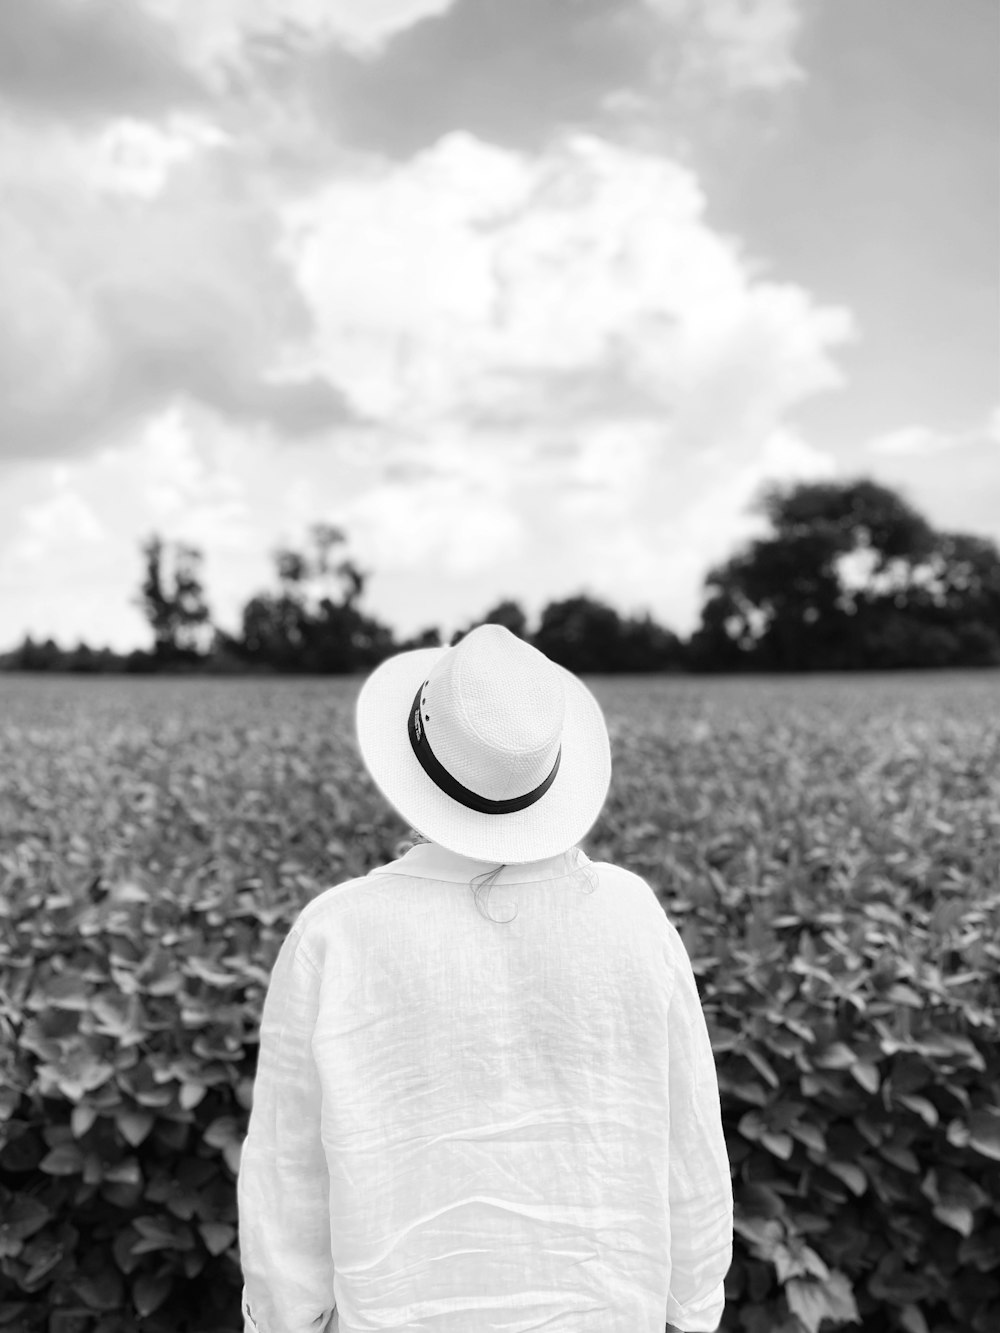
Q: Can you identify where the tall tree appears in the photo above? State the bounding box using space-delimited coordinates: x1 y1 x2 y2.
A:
273 523 366 611
689 479 999 670
234 525 395 672
134 535 212 662
451 599 530 644
854 530 1000 667
533 596 626 673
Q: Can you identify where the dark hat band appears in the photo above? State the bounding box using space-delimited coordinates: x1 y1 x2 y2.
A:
407 681 561 815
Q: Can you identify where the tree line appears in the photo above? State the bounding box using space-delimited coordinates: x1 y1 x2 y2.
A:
3 479 998 675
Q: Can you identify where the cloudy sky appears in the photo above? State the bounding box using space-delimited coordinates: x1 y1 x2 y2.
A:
1 0 996 652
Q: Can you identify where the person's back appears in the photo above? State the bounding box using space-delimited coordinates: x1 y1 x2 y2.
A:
238 626 733 1332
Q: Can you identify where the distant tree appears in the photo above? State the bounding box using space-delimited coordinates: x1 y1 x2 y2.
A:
687 589 754 673
397 627 443 651
480 600 529 638
274 523 366 610
853 529 1000 667
615 613 686 672
532 596 627 673
65 641 100 673
451 599 530 645
305 598 396 672
5 635 63 671
237 592 310 671
689 479 999 670
233 524 397 673
124 649 157 674
134 535 212 664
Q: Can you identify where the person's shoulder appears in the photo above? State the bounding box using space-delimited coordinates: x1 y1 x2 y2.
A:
586 858 668 918
292 855 408 934
587 857 650 886
286 870 367 939
586 857 689 947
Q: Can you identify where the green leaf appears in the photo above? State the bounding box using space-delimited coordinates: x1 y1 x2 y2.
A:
874 1253 938 1306
933 1201 974 1237
103 1157 143 1187
113 881 150 904
116 1110 155 1147
879 1141 919 1173
762 1131 794 1160
223 1140 242 1176
814 1042 855 1070
22 1236 65 1289
112 1227 141 1275
785 1272 860 1333
179 1081 206 1110
738 1110 763 1142
773 1240 830 1285
968 1108 1000 1161
0 1088 21 1121
40 971 92 1011
71 1104 99 1138
899 1306 930 1333
203 1115 242 1149
46 1050 115 1101
790 1122 826 1155
38 1143 85 1175
826 1161 866 1196
897 1094 938 1127
3 1196 50 1243
745 1046 780 1088
198 1221 237 1255
946 1118 971 1149
132 1272 172 1317
850 1061 880 1094
737 1183 786 1219
734 1215 784 1257
75 1267 124 1312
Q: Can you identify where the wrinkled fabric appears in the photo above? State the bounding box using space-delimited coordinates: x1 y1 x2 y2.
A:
237 842 733 1333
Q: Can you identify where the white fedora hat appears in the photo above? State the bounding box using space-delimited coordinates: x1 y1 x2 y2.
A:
356 624 612 864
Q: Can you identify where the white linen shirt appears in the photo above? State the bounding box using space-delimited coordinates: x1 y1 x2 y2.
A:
237 842 733 1333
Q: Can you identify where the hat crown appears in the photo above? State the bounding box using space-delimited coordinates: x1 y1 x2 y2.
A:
422 625 565 803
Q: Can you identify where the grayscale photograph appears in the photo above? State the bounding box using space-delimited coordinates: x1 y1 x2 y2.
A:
0 3 997 1332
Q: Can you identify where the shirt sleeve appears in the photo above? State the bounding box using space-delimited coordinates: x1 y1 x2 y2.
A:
237 924 337 1333
663 920 734 1332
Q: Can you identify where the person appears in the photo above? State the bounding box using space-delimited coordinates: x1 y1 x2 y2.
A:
237 624 733 1333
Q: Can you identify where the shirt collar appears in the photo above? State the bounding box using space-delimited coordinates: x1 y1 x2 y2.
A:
376 841 591 884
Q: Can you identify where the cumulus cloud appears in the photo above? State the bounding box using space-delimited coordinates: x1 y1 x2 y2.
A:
859 409 1000 549
0 1 862 648
0 0 203 121
8 479 107 566
868 426 953 458
643 0 805 93
283 131 852 435
86 116 233 198
0 401 318 650
143 0 458 72
270 130 852 632
341 458 525 579
0 130 354 458
867 410 1000 458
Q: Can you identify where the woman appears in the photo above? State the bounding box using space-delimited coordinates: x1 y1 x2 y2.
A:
237 624 733 1332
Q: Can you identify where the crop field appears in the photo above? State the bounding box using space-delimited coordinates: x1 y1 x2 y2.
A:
2 669 998 915
2 668 999 1332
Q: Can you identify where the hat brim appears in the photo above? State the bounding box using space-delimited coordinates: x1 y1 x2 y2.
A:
355 644 611 864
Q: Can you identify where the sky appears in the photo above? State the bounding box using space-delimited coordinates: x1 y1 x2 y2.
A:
0 0 997 652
